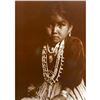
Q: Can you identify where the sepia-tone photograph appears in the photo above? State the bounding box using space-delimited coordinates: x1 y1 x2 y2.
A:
15 1 86 100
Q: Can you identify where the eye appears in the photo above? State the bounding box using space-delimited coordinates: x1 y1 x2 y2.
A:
57 23 65 28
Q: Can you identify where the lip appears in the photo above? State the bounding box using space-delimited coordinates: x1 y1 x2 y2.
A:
52 35 60 38
52 36 60 39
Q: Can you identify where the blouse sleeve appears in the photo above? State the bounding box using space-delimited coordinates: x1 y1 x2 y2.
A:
61 37 85 89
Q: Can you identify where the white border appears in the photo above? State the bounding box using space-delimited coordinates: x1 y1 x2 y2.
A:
86 0 100 99
0 0 15 100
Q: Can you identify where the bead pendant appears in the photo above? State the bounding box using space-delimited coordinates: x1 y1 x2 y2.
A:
48 55 53 63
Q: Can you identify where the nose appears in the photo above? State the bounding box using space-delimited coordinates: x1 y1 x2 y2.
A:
52 25 58 34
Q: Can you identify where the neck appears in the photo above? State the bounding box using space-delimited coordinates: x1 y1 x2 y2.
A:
47 40 62 48
48 42 57 48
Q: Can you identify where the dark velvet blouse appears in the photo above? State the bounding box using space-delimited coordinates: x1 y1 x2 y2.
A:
31 36 85 89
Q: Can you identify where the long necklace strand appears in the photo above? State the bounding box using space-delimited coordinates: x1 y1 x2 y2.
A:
42 40 65 85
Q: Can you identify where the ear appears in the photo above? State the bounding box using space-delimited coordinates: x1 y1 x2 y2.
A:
68 25 73 33
68 25 73 37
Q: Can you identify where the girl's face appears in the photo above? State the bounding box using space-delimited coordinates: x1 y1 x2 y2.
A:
45 14 70 45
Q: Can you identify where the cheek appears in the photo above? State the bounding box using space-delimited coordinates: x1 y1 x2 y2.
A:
59 27 69 38
45 27 52 36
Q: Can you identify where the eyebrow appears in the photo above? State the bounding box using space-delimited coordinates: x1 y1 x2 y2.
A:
46 19 69 26
58 20 67 23
57 20 69 25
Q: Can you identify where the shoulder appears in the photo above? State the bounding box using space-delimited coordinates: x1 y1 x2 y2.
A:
65 36 84 52
64 36 84 59
33 44 43 57
66 36 83 48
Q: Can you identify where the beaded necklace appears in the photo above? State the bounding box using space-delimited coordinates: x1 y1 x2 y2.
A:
42 40 65 85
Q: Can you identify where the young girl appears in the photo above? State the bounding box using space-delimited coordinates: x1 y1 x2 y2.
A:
21 6 85 100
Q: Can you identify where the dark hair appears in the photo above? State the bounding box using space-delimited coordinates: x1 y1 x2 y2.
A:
43 2 72 26
41 2 72 44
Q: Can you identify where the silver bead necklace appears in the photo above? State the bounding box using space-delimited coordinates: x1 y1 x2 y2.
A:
42 40 65 85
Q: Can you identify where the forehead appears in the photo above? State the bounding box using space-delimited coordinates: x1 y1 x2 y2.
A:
49 14 69 24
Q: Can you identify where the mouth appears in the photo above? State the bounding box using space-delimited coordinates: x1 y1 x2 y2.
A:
50 35 61 43
52 35 60 39
52 36 60 39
